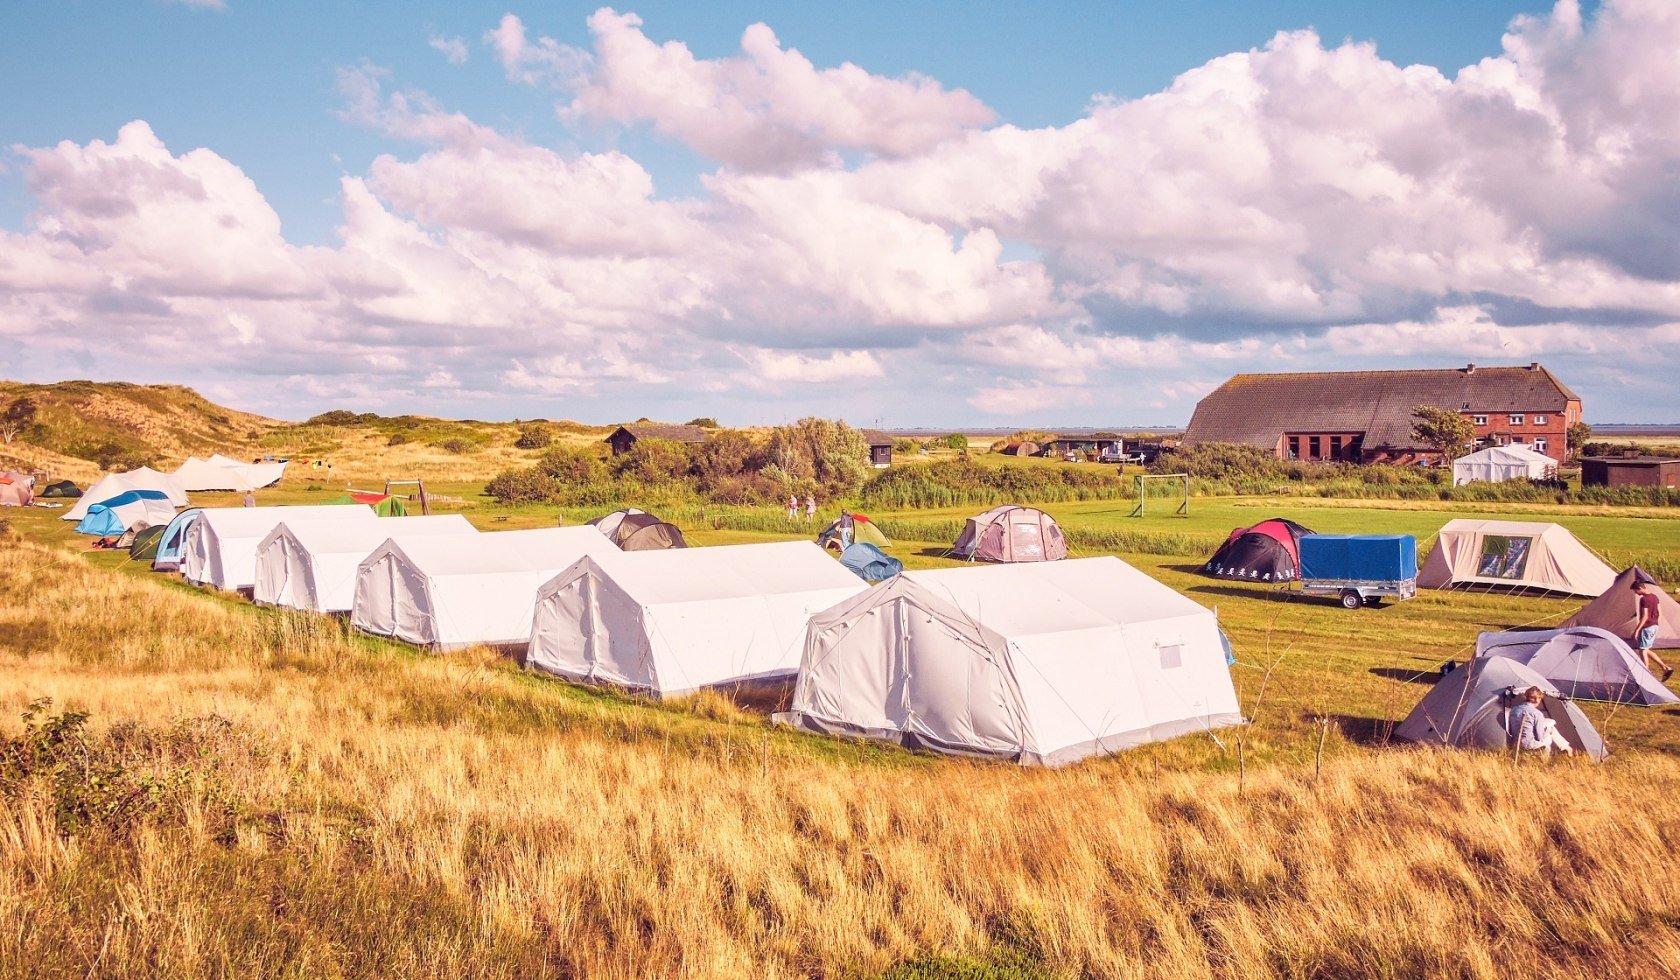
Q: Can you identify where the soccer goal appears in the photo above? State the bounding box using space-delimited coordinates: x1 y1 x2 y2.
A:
1129 473 1189 518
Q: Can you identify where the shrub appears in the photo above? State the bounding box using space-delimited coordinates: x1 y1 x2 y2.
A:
939 433 970 452
893 438 919 453
766 418 871 497
304 410 362 426
438 438 475 455
537 446 608 485
613 438 692 485
685 417 720 428
386 433 408 447
514 427 553 450
484 468 559 504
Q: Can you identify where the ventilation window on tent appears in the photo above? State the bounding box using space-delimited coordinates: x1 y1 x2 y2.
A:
1159 644 1183 669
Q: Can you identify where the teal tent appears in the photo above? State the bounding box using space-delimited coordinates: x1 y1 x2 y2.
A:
840 542 902 582
152 508 204 571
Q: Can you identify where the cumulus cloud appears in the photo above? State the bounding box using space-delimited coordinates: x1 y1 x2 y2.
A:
4 1 1680 424
558 8 995 171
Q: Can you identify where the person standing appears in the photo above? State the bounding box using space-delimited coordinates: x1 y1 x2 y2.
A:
804 495 816 519
1633 579 1672 680
786 494 798 520
242 490 256 508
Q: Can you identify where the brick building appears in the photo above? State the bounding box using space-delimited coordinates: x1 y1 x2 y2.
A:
1184 363 1581 464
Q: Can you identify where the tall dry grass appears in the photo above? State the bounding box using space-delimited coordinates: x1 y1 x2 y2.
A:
3 530 1680 977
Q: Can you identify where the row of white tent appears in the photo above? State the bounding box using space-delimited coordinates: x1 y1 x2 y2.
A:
61 456 286 525
163 505 1245 766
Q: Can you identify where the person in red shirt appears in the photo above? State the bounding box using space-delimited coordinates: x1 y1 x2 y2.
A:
1633 579 1671 681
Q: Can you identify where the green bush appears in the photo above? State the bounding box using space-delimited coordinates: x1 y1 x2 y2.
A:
438 438 474 455
485 468 560 504
537 446 608 485
386 433 408 447
514 427 553 450
304 410 362 426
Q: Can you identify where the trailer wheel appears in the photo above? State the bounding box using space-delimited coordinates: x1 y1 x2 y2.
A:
1339 590 1363 610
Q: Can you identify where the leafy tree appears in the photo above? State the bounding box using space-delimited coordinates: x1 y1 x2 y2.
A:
485 468 559 504
613 437 692 485
691 430 766 487
1567 421 1593 457
514 427 553 450
765 418 870 497
0 397 37 444
1410 405 1476 460
685 417 720 428
940 433 970 452
304 410 362 426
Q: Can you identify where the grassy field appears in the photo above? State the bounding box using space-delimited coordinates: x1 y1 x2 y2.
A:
7 474 1680 976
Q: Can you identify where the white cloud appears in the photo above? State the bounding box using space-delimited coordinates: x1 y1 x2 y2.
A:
485 13 587 88
428 34 469 65
738 348 884 385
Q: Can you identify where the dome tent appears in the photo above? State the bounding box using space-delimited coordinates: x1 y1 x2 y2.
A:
1199 517 1315 583
950 505 1066 563
1418 519 1615 597
817 512 891 553
839 542 902 581
63 469 187 521
0 480 31 507
73 489 175 536
129 524 167 562
1475 626 1678 706
151 508 204 572
1561 566 1680 650
1395 656 1606 760
1452 445 1556 486
39 480 81 498
586 508 689 550
776 557 1243 765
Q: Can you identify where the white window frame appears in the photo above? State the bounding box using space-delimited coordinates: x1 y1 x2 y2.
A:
1533 437 1549 454
1508 413 1525 425
1472 414 1488 426
1533 414 1548 425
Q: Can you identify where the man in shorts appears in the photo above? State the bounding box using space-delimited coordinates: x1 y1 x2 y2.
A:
1633 579 1672 681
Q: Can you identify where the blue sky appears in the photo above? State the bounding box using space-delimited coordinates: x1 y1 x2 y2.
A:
5 0 1673 427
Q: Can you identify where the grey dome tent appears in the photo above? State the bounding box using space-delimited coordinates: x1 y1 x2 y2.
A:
587 507 646 540
1395 656 1607 760
1561 566 1680 650
839 542 902 581
1475 626 1679 706
39 480 81 498
950 505 1067 563
586 508 687 550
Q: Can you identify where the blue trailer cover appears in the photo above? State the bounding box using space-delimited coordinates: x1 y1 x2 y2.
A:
1299 534 1418 582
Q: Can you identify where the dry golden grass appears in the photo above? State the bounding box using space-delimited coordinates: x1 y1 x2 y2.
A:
4 531 1680 978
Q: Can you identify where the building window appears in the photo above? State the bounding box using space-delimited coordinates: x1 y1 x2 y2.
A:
1534 415 1548 425
1533 437 1548 454
1309 436 1322 459
1472 415 1488 426
1509 414 1525 425
1287 436 1300 460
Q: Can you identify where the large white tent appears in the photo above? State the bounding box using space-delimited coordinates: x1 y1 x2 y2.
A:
527 541 868 697
62 469 189 520
1452 445 1557 486
172 456 256 493
352 527 616 650
1418 519 1615 597
776 557 1243 766
253 514 478 613
181 505 376 590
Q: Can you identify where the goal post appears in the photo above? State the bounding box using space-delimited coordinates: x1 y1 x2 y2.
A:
1129 473 1189 518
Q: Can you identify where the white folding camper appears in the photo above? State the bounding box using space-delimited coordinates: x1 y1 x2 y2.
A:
180 505 377 590
352 527 616 650
527 541 868 697
776 557 1244 766
253 514 478 613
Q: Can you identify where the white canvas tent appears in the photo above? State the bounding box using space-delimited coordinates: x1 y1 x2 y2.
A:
208 453 286 489
527 541 867 697
775 557 1243 766
172 456 256 493
1561 566 1680 650
1475 627 1679 706
352 527 616 650
253 514 478 613
62 469 189 520
1395 656 1607 760
1418 519 1615 597
1452 445 1557 486
181 505 376 590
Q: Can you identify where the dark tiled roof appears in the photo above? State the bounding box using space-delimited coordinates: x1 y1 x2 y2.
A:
1184 365 1579 451
611 424 709 444
860 429 895 448
1584 456 1680 466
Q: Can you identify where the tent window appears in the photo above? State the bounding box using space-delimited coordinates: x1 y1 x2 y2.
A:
1477 535 1532 579
1159 644 1183 669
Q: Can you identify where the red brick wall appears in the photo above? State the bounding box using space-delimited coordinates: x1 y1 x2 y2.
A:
1461 398 1578 463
